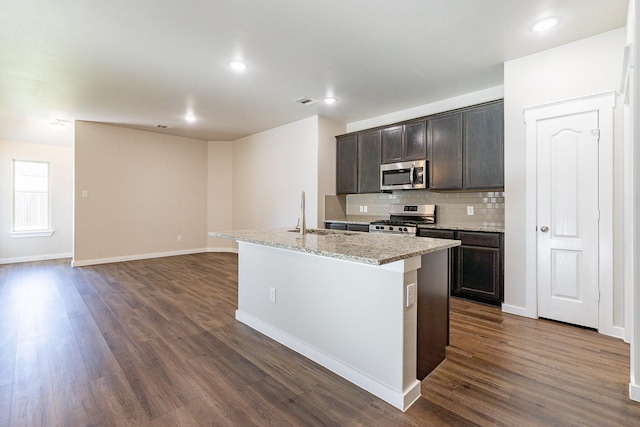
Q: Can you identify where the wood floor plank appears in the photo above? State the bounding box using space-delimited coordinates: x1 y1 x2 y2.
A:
2 254 640 426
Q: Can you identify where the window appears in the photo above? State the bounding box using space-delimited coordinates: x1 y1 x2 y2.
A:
13 160 51 232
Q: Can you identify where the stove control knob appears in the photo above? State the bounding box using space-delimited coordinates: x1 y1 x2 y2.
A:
389 227 394 231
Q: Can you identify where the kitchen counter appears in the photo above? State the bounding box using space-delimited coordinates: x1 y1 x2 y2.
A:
209 228 459 265
210 227 455 411
418 223 504 233
324 219 504 233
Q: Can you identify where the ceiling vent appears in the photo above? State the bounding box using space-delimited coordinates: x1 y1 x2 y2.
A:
294 97 318 105
155 124 168 129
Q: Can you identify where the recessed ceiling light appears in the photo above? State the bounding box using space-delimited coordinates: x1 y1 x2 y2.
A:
532 17 559 33
323 97 338 104
228 60 248 72
184 114 196 123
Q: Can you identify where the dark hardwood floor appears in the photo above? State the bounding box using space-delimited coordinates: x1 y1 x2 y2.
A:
1 253 638 426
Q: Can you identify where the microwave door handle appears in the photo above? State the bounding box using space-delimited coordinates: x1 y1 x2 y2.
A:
410 165 415 187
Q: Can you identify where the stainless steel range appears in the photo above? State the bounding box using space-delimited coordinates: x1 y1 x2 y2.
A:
369 204 436 236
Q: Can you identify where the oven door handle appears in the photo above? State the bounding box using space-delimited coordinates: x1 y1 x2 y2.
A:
410 165 415 187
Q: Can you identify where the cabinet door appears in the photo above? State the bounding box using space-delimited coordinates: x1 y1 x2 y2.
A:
404 120 427 161
357 130 381 193
453 245 501 304
381 125 403 164
429 113 463 190
464 102 504 190
336 135 358 194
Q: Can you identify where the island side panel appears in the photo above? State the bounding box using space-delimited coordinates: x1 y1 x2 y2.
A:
236 242 416 394
417 249 450 380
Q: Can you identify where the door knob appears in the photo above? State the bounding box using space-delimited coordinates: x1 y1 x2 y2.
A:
540 225 549 232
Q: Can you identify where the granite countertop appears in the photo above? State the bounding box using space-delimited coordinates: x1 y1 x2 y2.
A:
324 218 504 233
209 228 460 266
418 223 505 233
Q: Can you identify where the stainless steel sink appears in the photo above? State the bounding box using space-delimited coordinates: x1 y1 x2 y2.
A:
288 228 356 236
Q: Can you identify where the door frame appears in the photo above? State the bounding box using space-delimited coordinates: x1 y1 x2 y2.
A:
523 91 620 338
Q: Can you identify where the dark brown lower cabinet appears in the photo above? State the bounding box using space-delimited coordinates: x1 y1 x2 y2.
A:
324 222 369 232
417 228 504 306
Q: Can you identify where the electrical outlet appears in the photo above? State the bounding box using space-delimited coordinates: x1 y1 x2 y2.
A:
467 206 474 216
177 235 182 242
81 190 89 198
359 205 364 213
406 283 416 307
269 287 276 303
363 205 368 213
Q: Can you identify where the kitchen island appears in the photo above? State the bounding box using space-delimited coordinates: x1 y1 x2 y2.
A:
209 228 459 411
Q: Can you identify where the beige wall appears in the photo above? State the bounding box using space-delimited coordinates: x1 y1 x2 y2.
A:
231 116 322 230
317 116 345 223
207 140 234 250
0 140 73 263
73 122 208 265
503 29 626 319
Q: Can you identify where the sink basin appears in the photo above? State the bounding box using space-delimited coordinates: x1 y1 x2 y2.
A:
287 228 356 236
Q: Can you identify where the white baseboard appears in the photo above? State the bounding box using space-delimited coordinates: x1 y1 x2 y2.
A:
235 309 421 412
599 325 626 340
0 252 73 265
501 303 537 318
630 382 640 402
71 248 208 267
207 247 239 254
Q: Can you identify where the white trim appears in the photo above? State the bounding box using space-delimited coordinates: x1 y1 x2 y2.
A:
9 230 55 238
71 248 208 267
631 383 640 403
0 252 72 265
207 247 239 254
523 91 619 337
501 304 535 318
235 309 422 411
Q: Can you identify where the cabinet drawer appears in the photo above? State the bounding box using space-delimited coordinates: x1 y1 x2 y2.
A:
457 231 500 248
418 229 455 239
326 222 348 230
347 223 370 232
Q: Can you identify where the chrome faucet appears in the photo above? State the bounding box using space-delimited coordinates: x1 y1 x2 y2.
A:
300 191 306 234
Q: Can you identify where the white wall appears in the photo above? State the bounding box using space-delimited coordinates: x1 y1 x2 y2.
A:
74 122 208 265
0 140 73 263
346 86 504 132
503 29 626 318
317 116 345 223
207 140 234 251
231 116 321 230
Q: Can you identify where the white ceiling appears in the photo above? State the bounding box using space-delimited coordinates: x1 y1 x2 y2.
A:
0 0 628 144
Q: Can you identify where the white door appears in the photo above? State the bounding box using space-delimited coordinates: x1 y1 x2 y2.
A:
536 110 600 328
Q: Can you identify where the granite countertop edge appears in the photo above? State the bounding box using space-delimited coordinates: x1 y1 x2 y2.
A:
323 219 504 233
209 229 460 266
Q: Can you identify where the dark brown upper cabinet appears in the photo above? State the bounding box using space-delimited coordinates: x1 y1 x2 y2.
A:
429 101 504 191
357 129 382 193
381 120 427 164
336 130 381 194
463 102 504 190
336 134 358 194
428 113 463 190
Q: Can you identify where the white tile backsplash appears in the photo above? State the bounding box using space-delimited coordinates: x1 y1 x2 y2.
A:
346 190 504 227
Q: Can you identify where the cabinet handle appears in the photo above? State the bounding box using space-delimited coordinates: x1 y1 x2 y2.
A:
540 225 549 232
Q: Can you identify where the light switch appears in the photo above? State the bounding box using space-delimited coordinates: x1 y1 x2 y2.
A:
81 190 89 198
467 206 474 215
406 283 416 307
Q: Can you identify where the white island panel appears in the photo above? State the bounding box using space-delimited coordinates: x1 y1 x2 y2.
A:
236 241 422 410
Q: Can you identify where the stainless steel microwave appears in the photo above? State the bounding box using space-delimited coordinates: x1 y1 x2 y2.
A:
380 160 427 191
